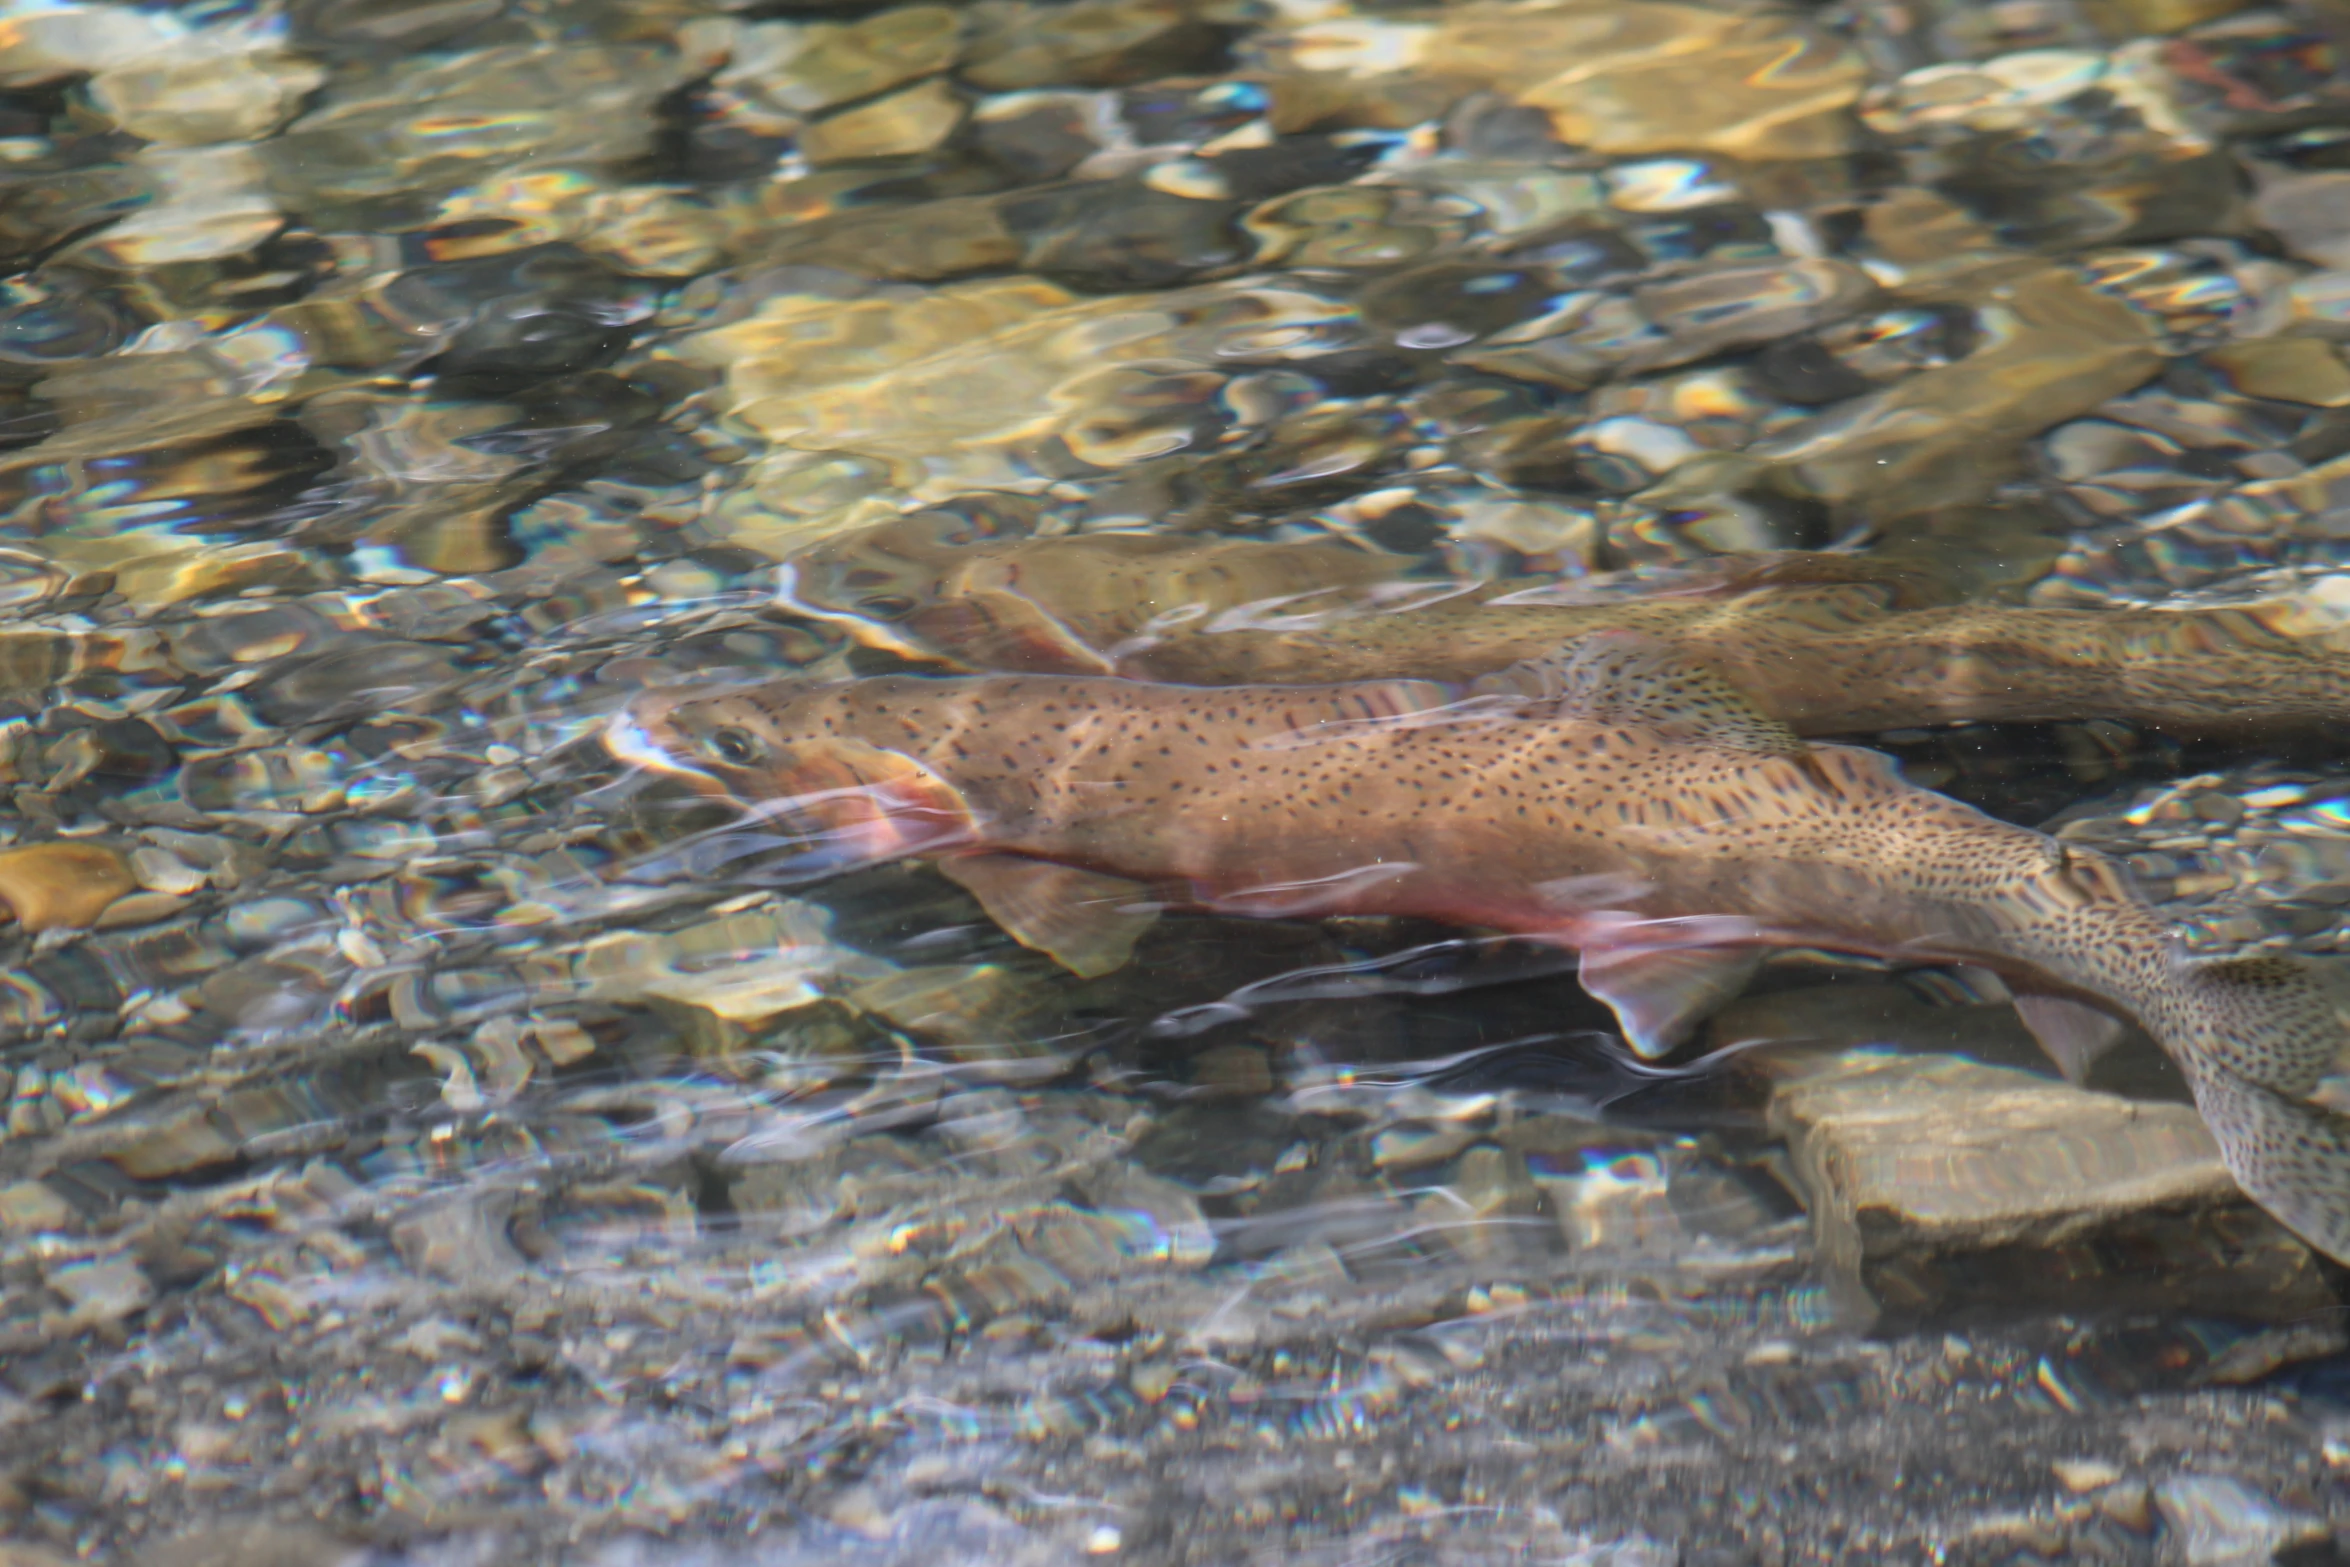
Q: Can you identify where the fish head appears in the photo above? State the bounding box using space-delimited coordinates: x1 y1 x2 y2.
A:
609 683 978 868
780 513 973 629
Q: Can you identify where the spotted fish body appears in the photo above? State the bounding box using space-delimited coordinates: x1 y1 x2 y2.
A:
619 644 2350 1263
782 518 2350 736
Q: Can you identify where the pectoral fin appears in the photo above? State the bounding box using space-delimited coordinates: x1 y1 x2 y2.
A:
939 853 1158 978
1580 944 1764 1059
2013 992 2126 1085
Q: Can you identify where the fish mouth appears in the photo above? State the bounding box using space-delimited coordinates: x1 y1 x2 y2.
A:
606 687 981 875
602 701 693 780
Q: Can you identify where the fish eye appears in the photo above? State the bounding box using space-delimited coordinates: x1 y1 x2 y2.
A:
702 726 767 767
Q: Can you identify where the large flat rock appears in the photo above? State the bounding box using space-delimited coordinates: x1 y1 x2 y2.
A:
1764 1047 2340 1330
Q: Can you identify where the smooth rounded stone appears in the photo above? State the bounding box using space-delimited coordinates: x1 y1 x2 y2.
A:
1587 366 1803 455
85 43 325 148
1004 179 1250 290
960 0 1237 90
141 1522 371 1567
1753 268 2162 514
259 43 703 217
1357 261 1558 349
2152 1475 2329 1566
1869 49 2242 249
1188 405 1408 509
1763 1048 2335 1329
290 0 505 51
1437 494 1602 574
1384 159 1608 240
2250 165 2350 269
0 1178 76 1234
799 79 968 165
1274 2 1868 161
744 189 1026 280
714 6 961 122
0 5 176 86
66 145 284 270
1627 261 1880 373
842 963 1067 1064
41 1250 152 1325
0 277 132 375
40 716 175 795
1241 184 1471 269
2205 336 2350 407
249 640 462 724
1259 62 1461 136
1464 261 1879 390
0 842 136 933
386 245 654 386
2163 12 2350 136
969 90 1117 180
687 274 1354 498
164 603 355 673
1569 416 1705 491
431 173 741 278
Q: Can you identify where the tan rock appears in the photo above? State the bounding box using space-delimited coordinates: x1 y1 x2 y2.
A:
1766 1049 2336 1326
1754 267 2161 513
87 48 325 146
798 78 966 164
1266 2 1865 160
2206 336 2350 407
0 841 134 931
719 5 961 117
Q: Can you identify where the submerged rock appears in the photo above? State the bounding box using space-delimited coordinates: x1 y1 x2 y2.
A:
1765 1048 2337 1329
0 843 135 933
1754 266 2162 513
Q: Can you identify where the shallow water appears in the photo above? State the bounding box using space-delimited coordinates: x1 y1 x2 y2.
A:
3 0 2350 1561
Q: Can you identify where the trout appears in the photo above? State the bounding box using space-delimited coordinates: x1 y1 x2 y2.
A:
781 516 2350 736
614 640 2350 1263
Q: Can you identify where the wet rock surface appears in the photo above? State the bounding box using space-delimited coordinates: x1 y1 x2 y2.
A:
0 0 2348 1562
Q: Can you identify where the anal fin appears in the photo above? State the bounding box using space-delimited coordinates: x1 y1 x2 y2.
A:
2013 992 2125 1085
1580 944 1764 1059
940 853 1158 978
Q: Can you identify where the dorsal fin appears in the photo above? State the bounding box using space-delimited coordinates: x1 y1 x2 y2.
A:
1796 742 1915 803
1472 633 1804 756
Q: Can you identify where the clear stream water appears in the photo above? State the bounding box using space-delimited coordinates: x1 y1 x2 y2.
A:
3 0 2350 1560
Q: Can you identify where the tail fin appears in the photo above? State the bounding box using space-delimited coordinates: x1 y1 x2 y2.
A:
2186 1060 2350 1266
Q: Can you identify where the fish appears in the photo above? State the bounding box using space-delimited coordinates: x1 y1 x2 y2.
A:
780 515 2350 737
613 638 2350 1264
